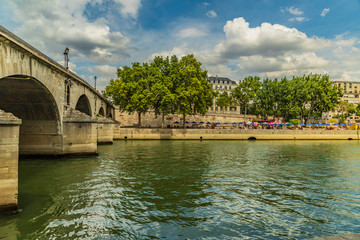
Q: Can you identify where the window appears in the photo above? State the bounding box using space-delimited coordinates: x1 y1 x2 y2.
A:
215 107 218 111
211 107 214 111
225 107 228 111
234 107 237 111
349 95 354 98
225 86 227 90
220 86 223 89
220 107 223 111
229 86 232 90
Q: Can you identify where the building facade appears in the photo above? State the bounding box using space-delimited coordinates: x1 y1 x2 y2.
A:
329 81 360 122
334 81 360 104
208 76 239 114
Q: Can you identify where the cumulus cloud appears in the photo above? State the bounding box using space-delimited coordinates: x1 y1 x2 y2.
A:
206 10 217 18
7 0 131 63
151 17 360 82
321 8 330 17
214 17 330 60
177 28 207 38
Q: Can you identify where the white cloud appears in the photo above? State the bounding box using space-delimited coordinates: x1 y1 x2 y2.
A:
214 17 330 60
288 7 303 16
88 64 118 91
57 61 78 73
177 28 207 38
321 8 330 17
7 0 131 63
206 10 217 18
148 17 360 83
114 0 142 19
289 17 309 22
237 52 331 74
148 45 192 61
88 65 117 77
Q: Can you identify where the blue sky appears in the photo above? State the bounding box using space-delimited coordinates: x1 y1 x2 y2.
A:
1 0 360 90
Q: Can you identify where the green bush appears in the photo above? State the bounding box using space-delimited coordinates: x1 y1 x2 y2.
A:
289 119 300 124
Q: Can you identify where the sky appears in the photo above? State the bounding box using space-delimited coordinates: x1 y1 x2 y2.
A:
1 0 360 91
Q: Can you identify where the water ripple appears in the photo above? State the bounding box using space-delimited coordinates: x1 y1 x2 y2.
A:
1 140 360 239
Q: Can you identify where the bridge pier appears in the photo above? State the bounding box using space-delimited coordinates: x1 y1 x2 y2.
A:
62 109 98 155
0 110 21 213
97 117 115 144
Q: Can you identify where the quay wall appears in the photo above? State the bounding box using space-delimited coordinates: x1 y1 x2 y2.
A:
115 128 360 140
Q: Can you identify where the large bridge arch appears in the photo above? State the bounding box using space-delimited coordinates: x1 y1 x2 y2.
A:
0 75 62 155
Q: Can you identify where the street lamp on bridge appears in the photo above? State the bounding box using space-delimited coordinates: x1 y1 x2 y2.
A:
63 47 69 70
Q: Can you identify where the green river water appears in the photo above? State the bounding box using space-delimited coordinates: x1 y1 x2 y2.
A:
1 140 360 239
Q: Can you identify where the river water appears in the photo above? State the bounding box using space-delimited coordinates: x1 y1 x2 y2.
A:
1 140 360 239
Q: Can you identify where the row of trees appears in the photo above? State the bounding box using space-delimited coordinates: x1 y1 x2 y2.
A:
105 54 344 126
216 74 343 124
105 54 216 127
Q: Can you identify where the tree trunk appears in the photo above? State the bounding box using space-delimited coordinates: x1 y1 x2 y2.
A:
183 114 186 129
161 113 165 129
244 107 247 123
138 112 141 127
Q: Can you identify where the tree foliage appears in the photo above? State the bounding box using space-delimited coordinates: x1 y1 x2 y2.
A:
251 74 343 123
232 76 261 121
105 54 216 127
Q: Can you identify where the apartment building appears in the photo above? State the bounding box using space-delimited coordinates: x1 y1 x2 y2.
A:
329 81 360 122
334 81 360 104
208 76 239 113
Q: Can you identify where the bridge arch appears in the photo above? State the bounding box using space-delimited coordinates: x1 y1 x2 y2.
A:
0 75 62 155
75 94 92 116
98 107 105 117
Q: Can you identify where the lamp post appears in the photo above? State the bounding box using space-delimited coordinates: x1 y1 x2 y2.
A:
63 47 69 70
94 76 97 90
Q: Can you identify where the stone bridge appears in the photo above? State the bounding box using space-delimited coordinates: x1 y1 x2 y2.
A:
0 25 118 212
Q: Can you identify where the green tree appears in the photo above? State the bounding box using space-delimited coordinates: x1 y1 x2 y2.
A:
105 62 152 127
299 74 342 124
150 56 177 128
255 78 278 120
174 54 216 128
232 76 261 122
216 92 232 112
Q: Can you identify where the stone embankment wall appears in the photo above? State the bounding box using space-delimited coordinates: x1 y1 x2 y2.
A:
0 110 21 212
114 128 360 140
116 109 257 127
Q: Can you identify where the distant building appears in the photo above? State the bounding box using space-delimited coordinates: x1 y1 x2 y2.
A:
334 81 360 104
329 81 360 122
208 76 239 113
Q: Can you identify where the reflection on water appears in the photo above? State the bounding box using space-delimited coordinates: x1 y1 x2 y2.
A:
1 140 360 239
